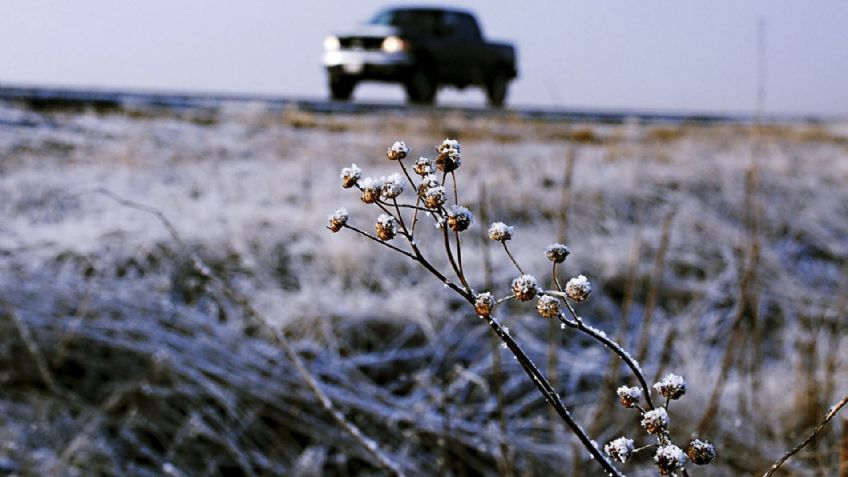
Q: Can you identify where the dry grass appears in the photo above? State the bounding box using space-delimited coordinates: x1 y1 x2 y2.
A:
0 99 846 476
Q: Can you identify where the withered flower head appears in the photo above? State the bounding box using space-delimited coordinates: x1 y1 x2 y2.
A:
387 140 409 161
423 186 446 209
604 437 635 464
641 408 669 435
565 275 592 302
474 292 496 317
511 274 538 301
447 205 473 232
686 439 716 465
536 295 561 318
327 208 348 232
544 243 571 263
360 177 384 204
375 214 397 241
653 373 687 400
340 163 362 189
655 445 687 475
380 173 405 200
488 222 513 242
413 156 435 176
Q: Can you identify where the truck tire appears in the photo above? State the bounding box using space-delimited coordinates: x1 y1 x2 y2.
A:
486 72 509 108
330 76 355 101
405 69 436 105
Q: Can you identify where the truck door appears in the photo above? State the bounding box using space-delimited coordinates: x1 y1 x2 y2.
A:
438 12 483 86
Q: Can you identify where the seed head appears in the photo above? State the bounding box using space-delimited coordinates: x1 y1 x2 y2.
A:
340 163 362 189
488 222 513 242
327 208 348 232
413 157 435 176
360 177 384 204
536 295 561 318
418 174 440 195
641 408 669 435
604 437 635 464
655 444 687 475
380 173 405 199
435 139 461 172
565 275 592 302
423 186 447 209
685 439 716 465
387 140 409 161
375 214 397 241
544 243 571 263
653 373 687 400
616 385 643 409
474 292 496 317
447 205 473 232
511 274 538 301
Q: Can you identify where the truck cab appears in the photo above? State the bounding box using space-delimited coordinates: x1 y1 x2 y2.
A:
322 7 517 106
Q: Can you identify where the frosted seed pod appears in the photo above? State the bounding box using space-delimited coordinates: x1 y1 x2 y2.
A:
360 177 384 204
375 214 397 241
380 173 405 199
435 138 462 172
447 205 473 232
327 208 348 232
616 385 642 409
565 274 592 302
604 437 634 463
488 222 513 242
423 186 446 209
641 408 669 435
544 243 571 263
653 373 687 400
511 274 538 301
340 163 362 189
413 156 435 176
685 439 716 465
387 140 409 161
418 173 440 194
536 295 560 318
474 292 495 317
654 444 687 475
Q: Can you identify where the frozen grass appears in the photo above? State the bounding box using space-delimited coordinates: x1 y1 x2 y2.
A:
0 99 846 476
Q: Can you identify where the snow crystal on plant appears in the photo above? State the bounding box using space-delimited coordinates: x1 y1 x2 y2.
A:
616 385 642 408
387 140 409 160
604 436 634 463
655 444 687 473
339 163 362 188
544 243 570 263
413 156 435 176
653 373 687 400
511 274 538 301
641 407 669 434
380 173 405 199
565 274 591 302
488 222 513 241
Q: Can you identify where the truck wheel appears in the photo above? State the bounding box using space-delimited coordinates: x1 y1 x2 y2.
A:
330 76 355 101
405 69 436 105
486 73 509 108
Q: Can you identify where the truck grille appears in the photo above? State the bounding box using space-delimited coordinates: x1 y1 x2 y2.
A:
339 37 384 50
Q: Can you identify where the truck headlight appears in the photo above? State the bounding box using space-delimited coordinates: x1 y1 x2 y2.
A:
323 36 340 51
381 36 407 53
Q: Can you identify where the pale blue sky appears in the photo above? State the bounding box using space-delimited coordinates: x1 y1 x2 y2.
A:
1 1 846 115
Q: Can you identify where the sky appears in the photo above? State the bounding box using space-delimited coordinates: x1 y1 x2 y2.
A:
1 1 846 116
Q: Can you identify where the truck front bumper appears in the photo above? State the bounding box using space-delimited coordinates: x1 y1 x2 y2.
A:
322 50 413 79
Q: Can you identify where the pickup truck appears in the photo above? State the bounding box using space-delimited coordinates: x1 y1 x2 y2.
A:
322 7 517 107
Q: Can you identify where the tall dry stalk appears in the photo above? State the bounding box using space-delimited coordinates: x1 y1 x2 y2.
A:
549 146 577 436
635 209 674 363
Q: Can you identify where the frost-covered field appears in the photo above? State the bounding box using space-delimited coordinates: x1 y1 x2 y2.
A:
0 98 846 476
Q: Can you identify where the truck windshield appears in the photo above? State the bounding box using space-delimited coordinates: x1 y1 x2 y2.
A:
369 9 439 34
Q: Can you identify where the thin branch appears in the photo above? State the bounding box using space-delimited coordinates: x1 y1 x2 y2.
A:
501 242 525 275
762 393 848 477
556 302 656 410
341 225 417 261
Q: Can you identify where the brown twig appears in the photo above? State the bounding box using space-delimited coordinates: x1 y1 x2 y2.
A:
762 393 848 477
